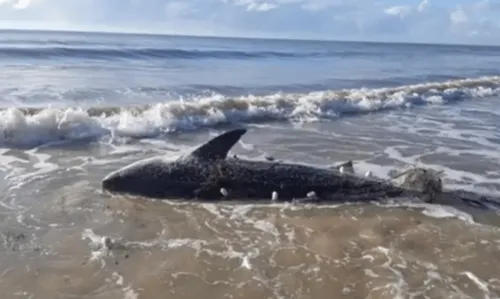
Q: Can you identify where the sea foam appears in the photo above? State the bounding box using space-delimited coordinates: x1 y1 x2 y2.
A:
0 76 499 148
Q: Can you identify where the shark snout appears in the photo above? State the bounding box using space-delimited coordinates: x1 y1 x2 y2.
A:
102 172 123 192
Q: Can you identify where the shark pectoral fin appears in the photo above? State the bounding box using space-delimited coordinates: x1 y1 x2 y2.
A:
189 128 247 160
193 175 228 200
193 184 218 199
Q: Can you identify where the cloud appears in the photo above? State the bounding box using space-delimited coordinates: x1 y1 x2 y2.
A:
0 0 33 9
447 1 500 38
230 0 278 11
384 5 412 18
417 0 428 12
0 0 497 45
246 2 278 12
450 7 468 25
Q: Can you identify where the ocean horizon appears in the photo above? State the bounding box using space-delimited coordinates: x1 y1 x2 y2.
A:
2 28 500 48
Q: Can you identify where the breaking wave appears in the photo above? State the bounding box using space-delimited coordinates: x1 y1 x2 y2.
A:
1 75 499 148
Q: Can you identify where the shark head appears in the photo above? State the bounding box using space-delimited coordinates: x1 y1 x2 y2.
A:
101 128 247 198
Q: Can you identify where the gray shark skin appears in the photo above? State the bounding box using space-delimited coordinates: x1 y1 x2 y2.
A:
101 128 414 203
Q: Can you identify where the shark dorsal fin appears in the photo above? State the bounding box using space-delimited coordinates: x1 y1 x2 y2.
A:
189 128 247 160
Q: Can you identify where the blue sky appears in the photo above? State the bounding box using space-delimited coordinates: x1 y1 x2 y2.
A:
0 0 498 44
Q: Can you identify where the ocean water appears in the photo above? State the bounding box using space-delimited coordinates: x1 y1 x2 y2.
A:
1 29 500 299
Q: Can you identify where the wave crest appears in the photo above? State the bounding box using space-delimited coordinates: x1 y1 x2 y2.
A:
1 76 499 148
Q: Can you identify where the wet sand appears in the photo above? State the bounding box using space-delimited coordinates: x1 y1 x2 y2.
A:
2 195 500 299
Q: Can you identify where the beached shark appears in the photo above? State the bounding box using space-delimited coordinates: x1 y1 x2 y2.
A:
101 127 500 210
101 128 422 202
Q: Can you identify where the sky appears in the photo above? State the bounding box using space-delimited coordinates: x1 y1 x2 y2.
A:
0 0 498 45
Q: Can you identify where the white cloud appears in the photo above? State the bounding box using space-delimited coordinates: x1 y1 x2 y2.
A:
0 0 32 9
247 2 278 11
417 0 428 12
14 0 31 9
298 0 343 12
450 7 468 25
230 0 279 11
384 5 412 18
446 1 500 39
